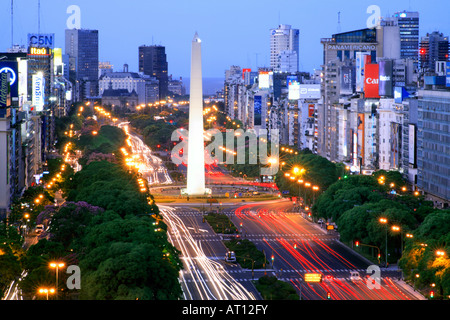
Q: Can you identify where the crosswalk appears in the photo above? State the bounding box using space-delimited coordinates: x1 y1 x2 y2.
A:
172 211 303 217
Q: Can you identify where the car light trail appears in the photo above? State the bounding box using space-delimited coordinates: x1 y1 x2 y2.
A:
160 206 256 300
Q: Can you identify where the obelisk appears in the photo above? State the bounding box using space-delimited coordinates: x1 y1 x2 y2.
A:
186 32 206 195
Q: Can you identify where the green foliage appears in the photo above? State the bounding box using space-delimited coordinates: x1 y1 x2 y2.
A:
254 276 299 300
224 239 267 269
204 213 238 234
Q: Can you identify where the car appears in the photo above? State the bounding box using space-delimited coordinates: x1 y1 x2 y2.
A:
35 224 45 234
225 251 237 263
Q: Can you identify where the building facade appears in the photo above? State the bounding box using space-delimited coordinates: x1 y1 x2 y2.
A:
139 45 169 100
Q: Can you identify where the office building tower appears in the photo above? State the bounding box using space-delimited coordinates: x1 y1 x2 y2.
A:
419 31 450 72
393 11 420 66
65 29 99 100
270 25 299 72
139 45 169 100
417 89 450 206
319 28 379 162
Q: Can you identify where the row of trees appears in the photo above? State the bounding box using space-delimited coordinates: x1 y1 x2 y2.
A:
312 170 450 298
15 111 184 300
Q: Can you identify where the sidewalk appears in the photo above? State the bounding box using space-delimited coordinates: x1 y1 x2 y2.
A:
395 279 427 300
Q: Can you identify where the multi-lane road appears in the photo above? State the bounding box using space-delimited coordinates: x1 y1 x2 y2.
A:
163 200 425 300
116 121 424 301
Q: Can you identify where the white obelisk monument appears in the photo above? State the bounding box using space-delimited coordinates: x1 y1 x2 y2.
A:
186 32 206 195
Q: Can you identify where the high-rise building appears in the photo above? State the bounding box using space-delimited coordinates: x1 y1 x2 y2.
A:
65 29 99 100
139 45 168 100
270 25 299 72
393 11 420 67
419 31 450 72
417 88 450 206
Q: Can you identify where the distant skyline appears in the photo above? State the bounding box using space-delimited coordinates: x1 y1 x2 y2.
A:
1 0 450 79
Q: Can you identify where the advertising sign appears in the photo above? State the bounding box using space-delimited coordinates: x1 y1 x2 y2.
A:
446 62 450 87
308 104 315 118
288 81 300 100
299 84 320 99
340 66 354 95
18 59 28 106
254 95 262 126
408 124 416 166
258 71 271 89
357 113 365 165
305 273 322 283
0 61 19 99
390 122 401 169
356 52 370 92
242 68 251 80
32 73 45 112
27 33 55 48
364 63 380 99
379 60 393 97
0 72 9 108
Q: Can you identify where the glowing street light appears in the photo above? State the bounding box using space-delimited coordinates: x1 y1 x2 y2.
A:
38 287 55 300
49 262 65 299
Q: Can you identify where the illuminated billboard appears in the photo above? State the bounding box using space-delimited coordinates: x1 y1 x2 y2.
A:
28 47 52 56
379 60 393 97
288 81 300 100
308 104 315 118
0 72 9 108
357 113 365 165
356 52 370 92
364 64 380 99
32 73 45 112
53 48 63 75
0 61 18 99
18 59 28 106
242 68 251 80
446 62 450 87
340 65 354 95
27 33 55 48
258 71 273 89
299 84 320 99
254 95 262 126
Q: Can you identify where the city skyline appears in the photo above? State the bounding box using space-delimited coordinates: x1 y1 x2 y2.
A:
1 0 450 80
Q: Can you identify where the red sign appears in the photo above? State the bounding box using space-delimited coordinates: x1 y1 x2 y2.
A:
308 104 315 118
364 64 380 98
242 68 251 79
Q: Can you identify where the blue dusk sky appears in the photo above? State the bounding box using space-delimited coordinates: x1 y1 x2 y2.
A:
1 0 449 81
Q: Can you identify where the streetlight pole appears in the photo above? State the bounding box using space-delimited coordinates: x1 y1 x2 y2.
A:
50 262 65 299
379 218 388 267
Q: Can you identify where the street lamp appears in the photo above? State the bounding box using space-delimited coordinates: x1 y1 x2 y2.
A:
49 262 65 299
38 287 55 300
379 218 388 267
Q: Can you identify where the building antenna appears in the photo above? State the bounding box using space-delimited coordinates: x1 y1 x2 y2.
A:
11 0 13 46
337 11 341 33
38 0 41 34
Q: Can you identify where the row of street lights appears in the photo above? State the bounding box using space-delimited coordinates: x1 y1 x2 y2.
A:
38 261 65 300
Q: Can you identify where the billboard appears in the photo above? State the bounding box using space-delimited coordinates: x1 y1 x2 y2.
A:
299 84 320 99
390 122 401 169
357 113 365 165
18 59 28 106
356 52 370 92
394 86 410 103
254 95 262 126
242 68 251 80
446 62 450 87
340 66 354 95
258 71 272 89
408 124 416 166
364 63 380 99
53 48 63 75
379 60 393 97
0 61 19 99
27 33 55 48
288 81 300 100
32 73 45 112
308 104 315 118
0 72 9 108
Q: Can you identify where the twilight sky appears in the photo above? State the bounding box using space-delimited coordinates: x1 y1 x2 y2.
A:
1 0 449 81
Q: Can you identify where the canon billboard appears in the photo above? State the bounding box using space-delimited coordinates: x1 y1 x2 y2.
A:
379 60 393 97
364 63 380 99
